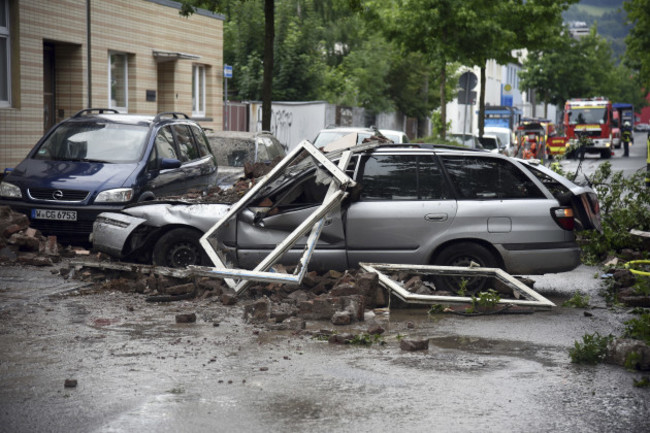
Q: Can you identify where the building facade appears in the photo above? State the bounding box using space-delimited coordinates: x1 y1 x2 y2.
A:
0 0 224 170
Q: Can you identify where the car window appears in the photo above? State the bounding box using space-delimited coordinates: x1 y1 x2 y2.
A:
441 155 546 199
173 124 199 162
154 126 178 160
256 138 269 162
189 125 211 157
358 154 451 200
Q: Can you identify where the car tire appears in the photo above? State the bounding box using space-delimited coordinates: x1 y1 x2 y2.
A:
432 242 499 294
152 228 207 268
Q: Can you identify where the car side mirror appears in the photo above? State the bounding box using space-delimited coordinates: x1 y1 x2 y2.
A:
160 158 182 169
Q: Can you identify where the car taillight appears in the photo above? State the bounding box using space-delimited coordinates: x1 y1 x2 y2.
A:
551 207 575 230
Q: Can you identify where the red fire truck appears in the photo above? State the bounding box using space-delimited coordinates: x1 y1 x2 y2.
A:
563 97 614 159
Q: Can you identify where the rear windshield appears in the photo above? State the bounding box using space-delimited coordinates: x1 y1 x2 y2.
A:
34 122 149 163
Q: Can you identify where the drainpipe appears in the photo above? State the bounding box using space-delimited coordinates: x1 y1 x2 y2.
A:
86 0 91 107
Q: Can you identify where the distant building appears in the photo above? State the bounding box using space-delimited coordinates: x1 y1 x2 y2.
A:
0 0 224 170
568 21 590 39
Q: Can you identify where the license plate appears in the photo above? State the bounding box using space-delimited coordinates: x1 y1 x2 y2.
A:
31 209 77 221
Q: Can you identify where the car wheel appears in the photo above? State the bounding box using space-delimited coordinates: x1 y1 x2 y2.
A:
152 228 207 268
432 242 499 294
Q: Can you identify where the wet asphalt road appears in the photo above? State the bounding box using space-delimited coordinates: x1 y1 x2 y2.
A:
0 261 647 433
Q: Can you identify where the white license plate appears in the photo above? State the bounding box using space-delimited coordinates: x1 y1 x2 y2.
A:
31 209 77 221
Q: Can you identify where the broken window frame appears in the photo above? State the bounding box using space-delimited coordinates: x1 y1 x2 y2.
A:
196 140 356 295
358 262 556 308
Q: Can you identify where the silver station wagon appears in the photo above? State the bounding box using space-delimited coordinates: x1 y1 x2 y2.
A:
92 143 601 277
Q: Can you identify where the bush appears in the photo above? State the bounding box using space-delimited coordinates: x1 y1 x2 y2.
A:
576 162 650 263
569 332 613 364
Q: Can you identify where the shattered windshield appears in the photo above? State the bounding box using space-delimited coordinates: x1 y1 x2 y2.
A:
34 122 149 163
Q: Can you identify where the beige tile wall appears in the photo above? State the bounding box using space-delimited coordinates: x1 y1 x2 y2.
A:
0 0 223 170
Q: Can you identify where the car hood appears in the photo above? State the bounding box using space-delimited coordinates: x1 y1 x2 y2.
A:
9 159 139 192
123 202 232 233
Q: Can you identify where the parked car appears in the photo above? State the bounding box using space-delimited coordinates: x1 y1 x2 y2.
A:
92 143 601 281
634 123 650 132
205 130 286 188
475 134 503 153
0 109 217 242
483 126 516 156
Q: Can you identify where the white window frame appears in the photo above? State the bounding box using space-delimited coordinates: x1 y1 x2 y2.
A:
192 64 206 117
108 52 128 113
0 0 11 108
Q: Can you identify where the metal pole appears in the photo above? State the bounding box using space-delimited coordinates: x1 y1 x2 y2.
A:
462 79 469 141
224 76 228 130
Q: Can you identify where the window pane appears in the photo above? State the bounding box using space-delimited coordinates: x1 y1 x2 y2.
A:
189 125 210 157
0 38 7 101
442 156 545 199
173 124 198 161
110 54 127 108
192 65 205 115
155 127 178 160
418 156 452 200
359 155 418 200
0 0 6 28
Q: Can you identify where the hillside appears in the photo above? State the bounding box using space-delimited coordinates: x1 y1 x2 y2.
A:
563 0 630 60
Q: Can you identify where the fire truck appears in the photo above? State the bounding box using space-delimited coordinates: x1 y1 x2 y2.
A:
563 97 614 159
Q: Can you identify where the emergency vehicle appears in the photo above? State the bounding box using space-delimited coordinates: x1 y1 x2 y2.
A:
563 97 614 159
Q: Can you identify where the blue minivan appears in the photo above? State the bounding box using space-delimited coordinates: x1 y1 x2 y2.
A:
0 109 217 242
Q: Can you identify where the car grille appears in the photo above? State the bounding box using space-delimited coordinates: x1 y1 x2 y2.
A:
28 188 90 202
30 219 94 235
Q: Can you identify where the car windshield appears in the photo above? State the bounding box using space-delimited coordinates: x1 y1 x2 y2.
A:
567 107 606 125
477 136 498 150
34 122 149 163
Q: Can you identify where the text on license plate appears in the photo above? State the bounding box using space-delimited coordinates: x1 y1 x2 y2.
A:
31 209 77 221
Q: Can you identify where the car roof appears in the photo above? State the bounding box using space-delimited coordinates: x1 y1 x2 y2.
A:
205 130 276 139
63 109 200 128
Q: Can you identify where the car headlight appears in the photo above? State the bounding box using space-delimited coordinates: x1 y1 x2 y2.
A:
0 182 22 198
95 188 134 203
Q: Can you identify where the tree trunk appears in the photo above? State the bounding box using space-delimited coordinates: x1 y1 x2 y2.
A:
262 0 274 131
478 65 486 138
439 63 446 140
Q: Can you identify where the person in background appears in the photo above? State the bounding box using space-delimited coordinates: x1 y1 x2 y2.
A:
622 121 633 157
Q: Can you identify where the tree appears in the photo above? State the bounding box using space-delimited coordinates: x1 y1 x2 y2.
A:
180 0 275 131
624 0 650 89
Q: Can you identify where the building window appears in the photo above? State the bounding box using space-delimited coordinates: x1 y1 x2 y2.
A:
192 65 205 117
0 0 10 108
109 52 128 112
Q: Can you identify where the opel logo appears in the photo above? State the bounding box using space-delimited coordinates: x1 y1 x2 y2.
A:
52 190 64 200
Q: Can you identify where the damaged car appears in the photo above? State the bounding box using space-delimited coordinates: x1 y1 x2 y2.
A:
92 142 601 278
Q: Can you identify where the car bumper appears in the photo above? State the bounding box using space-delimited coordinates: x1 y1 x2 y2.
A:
497 242 581 275
91 212 148 258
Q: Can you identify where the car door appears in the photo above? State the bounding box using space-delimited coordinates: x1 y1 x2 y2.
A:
345 152 458 266
235 169 348 271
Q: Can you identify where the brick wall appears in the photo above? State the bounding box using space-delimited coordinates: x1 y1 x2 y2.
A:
0 0 223 170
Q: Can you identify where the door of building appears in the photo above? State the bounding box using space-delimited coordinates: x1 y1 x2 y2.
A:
43 43 55 132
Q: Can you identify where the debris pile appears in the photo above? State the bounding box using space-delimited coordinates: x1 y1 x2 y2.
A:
0 205 81 266
70 260 388 330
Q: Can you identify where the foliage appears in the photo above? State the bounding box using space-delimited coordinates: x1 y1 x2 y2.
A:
349 332 385 346
577 162 650 263
562 292 591 308
428 304 445 314
569 332 613 364
624 0 650 89
467 289 501 313
633 376 650 388
623 312 650 345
